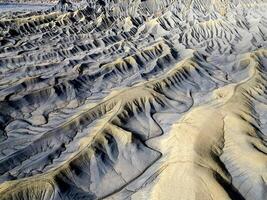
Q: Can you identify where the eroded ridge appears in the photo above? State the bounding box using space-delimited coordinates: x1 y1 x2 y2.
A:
0 0 266 199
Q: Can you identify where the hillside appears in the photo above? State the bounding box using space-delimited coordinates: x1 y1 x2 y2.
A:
0 0 266 199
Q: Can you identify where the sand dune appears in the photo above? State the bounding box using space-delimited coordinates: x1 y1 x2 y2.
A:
0 0 266 199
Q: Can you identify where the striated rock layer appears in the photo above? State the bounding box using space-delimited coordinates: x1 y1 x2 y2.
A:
0 0 266 199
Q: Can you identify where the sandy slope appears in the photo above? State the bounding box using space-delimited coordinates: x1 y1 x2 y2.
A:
0 0 266 199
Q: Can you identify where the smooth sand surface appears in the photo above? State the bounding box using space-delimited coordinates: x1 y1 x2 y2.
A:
0 0 266 199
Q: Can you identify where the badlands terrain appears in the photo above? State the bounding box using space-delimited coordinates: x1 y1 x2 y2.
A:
0 0 267 199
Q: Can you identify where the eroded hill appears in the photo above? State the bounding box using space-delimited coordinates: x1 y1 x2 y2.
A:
0 0 266 199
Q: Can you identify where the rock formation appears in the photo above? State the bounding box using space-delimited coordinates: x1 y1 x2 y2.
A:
0 0 266 199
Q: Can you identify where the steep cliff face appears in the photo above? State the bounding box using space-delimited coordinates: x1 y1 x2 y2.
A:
0 0 266 199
